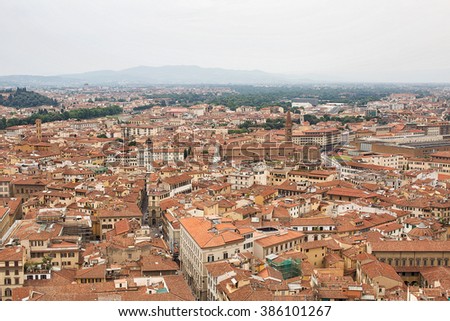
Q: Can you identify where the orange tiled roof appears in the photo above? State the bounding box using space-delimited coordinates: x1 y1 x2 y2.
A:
255 230 304 248
180 217 243 249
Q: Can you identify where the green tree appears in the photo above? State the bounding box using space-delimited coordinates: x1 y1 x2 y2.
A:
0 117 6 130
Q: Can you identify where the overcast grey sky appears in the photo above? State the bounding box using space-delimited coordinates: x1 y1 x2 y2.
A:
1 0 450 81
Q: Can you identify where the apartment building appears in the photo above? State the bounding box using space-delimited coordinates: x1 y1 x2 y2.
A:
148 188 170 226
0 246 26 301
121 125 161 138
0 177 12 198
292 128 341 149
161 174 192 197
97 204 143 239
253 230 305 261
368 240 450 284
287 170 337 185
227 171 255 190
179 217 245 300
290 216 337 242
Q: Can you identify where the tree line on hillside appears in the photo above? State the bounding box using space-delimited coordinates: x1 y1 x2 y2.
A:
303 114 377 125
133 85 431 111
0 87 58 108
238 118 286 132
0 105 122 129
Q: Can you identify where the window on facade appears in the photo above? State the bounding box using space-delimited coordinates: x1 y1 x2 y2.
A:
223 252 228 260
14 278 20 285
5 278 11 285
207 255 214 263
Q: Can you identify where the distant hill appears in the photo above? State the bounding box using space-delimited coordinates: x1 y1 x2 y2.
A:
0 87 58 108
1 66 450 87
62 65 300 85
0 65 311 87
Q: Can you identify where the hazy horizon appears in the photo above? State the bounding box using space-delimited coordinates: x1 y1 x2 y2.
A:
1 0 450 82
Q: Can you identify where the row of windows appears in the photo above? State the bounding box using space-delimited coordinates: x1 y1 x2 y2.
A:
243 242 253 250
379 257 449 267
3 261 20 267
60 253 76 258
4 269 20 276
16 188 42 194
31 252 44 259
80 278 103 283
265 240 299 255
207 249 241 262
3 278 20 285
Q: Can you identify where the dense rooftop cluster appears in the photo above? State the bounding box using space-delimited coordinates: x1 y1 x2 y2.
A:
1 86 450 301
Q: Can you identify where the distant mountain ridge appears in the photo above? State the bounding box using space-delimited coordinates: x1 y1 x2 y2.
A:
0 65 308 87
1 65 449 87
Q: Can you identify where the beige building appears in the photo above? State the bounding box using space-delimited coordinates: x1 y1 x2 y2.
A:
253 230 305 261
267 168 290 186
356 260 404 295
287 170 337 185
298 239 341 268
10 220 81 269
179 217 245 300
227 171 255 190
359 153 406 170
148 188 170 226
0 177 12 198
0 246 25 301
75 264 106 284
292 128 341 149
0 207 11 240
368 240 450 285
97 204 143 239
290 216 337 242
